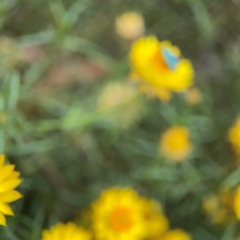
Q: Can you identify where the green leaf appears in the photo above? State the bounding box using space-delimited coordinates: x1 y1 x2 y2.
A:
7 72 20 113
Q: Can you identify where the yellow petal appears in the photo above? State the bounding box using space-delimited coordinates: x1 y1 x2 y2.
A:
0 190 22 203
161 229 191 240
234 186 240 219
8 171 20 179
0 165 15 182
0 202 14 216
0 212 6 226
0 179 22 193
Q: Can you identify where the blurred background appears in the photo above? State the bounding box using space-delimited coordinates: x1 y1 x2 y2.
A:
1 0 240 239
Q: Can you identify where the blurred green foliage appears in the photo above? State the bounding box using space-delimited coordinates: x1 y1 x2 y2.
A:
1 0 240 239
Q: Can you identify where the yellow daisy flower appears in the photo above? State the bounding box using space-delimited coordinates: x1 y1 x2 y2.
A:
184 87 202 105
0 154 22 226
130 36 194 92
234 186 240 220
228 117 240 156
0 36 21 73
92 188 146 240
159 126 192 162
115 12 145 40
41 222 91 240
159 229 192 240
203 190 235 225
140 198 169 238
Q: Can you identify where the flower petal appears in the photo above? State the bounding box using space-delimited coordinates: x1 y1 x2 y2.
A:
8 171 20 179
0 212 6 226
0 190 22 203
0 202 14 216
0 165 15 183
0 179 22 193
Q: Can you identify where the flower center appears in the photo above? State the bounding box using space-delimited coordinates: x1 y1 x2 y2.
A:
168 135 188 150
152 50 169 72
152 47 180 72
109 207 133 232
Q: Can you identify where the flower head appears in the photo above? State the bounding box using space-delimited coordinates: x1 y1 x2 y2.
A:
91 188 146 240
185 87 202 105
130 36 194 92
159 229 192 240
41 222 91 240
0 154 22 226
115 12 145 40
97 82 144 129
140 198 168 238
228 117 240 156
159 126 192 162
0 36 20 74
203 190 235 225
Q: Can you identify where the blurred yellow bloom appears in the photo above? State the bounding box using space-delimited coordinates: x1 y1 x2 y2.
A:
41 222 91 240
140 198 169 238
203 190 235 225
234 186 240 220
185 87 202 105
202 195 219 216
97 81 144 129
228 117 240 155
160 229 192 240
130 36 194 92
159 126 192 162
0 36 20 73
0 155 22 226
115 12 145 40
92 188 146 240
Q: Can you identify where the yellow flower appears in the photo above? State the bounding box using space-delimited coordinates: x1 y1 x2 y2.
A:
92 188 146 240
97 82 144 129
228 117 240 155
115 12 145 40
185 87 202 105
202 195 219 216
159 229 191 240
159 126 192 162
234 186 240 220
203 190 235 225
41 222 91 240
140 198 169 238
0 36 20 73
130 36 194 92
0 154 22 226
